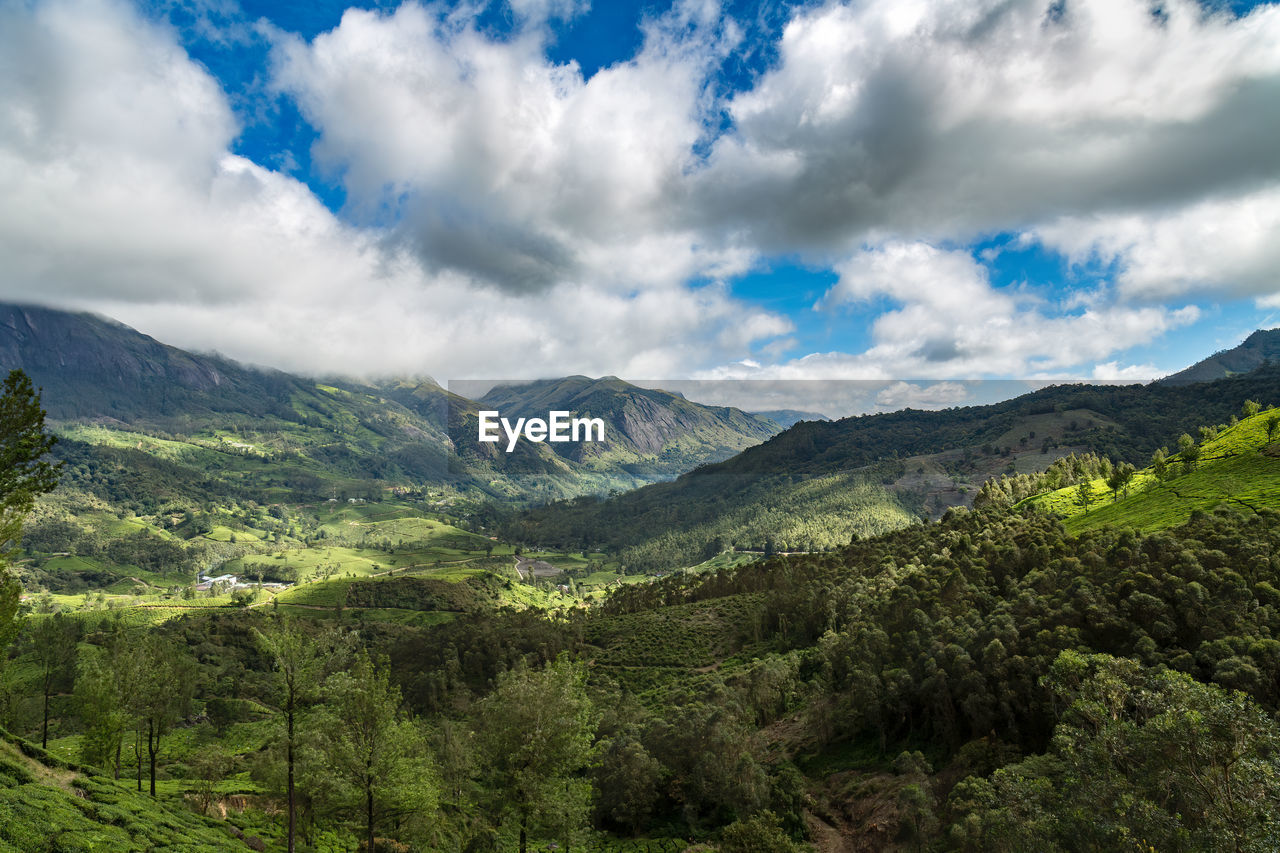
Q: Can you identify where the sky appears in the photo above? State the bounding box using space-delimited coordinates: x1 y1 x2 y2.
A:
1 0 1279 414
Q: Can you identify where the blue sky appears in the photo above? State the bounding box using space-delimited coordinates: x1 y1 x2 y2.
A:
2 0 1279 412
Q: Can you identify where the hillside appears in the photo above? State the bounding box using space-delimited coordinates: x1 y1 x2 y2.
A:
1161 328 1280 384
477 376 782 479
1020 404 1280 533
8 333 1280 851
0 304 780 505
507 364 1280 568
0 729 260 852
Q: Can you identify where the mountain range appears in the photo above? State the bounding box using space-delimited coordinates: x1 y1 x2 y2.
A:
0 303 784 502
506 331 1280 568
1160 328 1280 384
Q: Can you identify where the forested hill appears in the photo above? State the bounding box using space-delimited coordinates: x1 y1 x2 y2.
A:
699 364 1280 477
505 364 1280 567
478 376 781 471
1160 327 1280 384
0 303 785 502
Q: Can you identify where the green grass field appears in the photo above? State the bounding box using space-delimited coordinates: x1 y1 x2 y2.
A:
1022 408 1280 532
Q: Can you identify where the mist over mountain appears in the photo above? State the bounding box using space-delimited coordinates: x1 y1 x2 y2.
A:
0 303 784 501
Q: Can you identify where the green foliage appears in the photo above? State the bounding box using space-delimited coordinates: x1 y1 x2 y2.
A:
509 472 916 572
307 651 437 852
950 652 1280 852
132 633 198 796
719 810 805 853
0 369 61 658
476 655 598 853
1019 408 1280 533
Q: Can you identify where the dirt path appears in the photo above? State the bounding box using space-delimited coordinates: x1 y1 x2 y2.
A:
805 811 853 853
513 556 559 580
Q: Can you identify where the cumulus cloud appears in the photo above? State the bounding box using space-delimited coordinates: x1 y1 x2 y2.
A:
0 0 1276 395
270 0 737 293
1033 184 1280 304
1091 362 1159 381
818 242 1199 377
695 0 1280 253
874 381 971 410
0 0 788 379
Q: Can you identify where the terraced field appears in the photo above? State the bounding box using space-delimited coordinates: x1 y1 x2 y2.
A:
1022 408 1280 532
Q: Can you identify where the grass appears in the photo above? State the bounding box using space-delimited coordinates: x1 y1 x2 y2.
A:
0 730 272 852
585 593 764 669
1021 409 1280 533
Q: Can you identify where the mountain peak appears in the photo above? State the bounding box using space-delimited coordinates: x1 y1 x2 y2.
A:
1160 328 1280 385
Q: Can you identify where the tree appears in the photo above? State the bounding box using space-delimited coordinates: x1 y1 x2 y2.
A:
1151 447 1170 482
0 369 61 657
719 810 805 853
132 633 197 796
1266 414 1280 444
1073 480 1095 514
1106 462 1135 503
255 618 339 853
189 744 234 816
1242 399 1261 418
1177 432 1200 473
27 613 80 749
593 736 662 834
312 650 436 853
475 655 598 853
76 635 138 778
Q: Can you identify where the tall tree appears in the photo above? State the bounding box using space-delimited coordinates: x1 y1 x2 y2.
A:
132 633 197 796
1073 480 1095 514
27 612 80 749
475 655 598 853
1106 462 1135 503
254 618 339 853
1177 432 1200 473
0 369 61 658
76 633 139 778
313 650 436 853
1150 447 1170 482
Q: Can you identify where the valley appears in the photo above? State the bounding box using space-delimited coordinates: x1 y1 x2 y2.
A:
2 311 1280 852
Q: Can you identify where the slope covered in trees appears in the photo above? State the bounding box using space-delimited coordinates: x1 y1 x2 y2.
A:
0 303 786 508
506 365 1280 569
8 501 1280 851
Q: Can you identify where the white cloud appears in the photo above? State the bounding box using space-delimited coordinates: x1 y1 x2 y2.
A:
1091 361 1159 381
695 0 1280 252
1034 184 1280 304
270 0 738 293
0 0 1275 392
874 380 970 409
791 241 1200 378
0 0 788 380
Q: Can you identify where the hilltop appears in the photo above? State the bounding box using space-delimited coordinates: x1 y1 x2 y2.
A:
0 303 784 504
1161 328 1280 384
506 362 1280 568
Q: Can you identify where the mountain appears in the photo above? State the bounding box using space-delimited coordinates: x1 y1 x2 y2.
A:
1160 328 1280 384
0 303 306 422
0 303 780 503
752 409 829 428
507 363 1280 568
477 376 782 480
